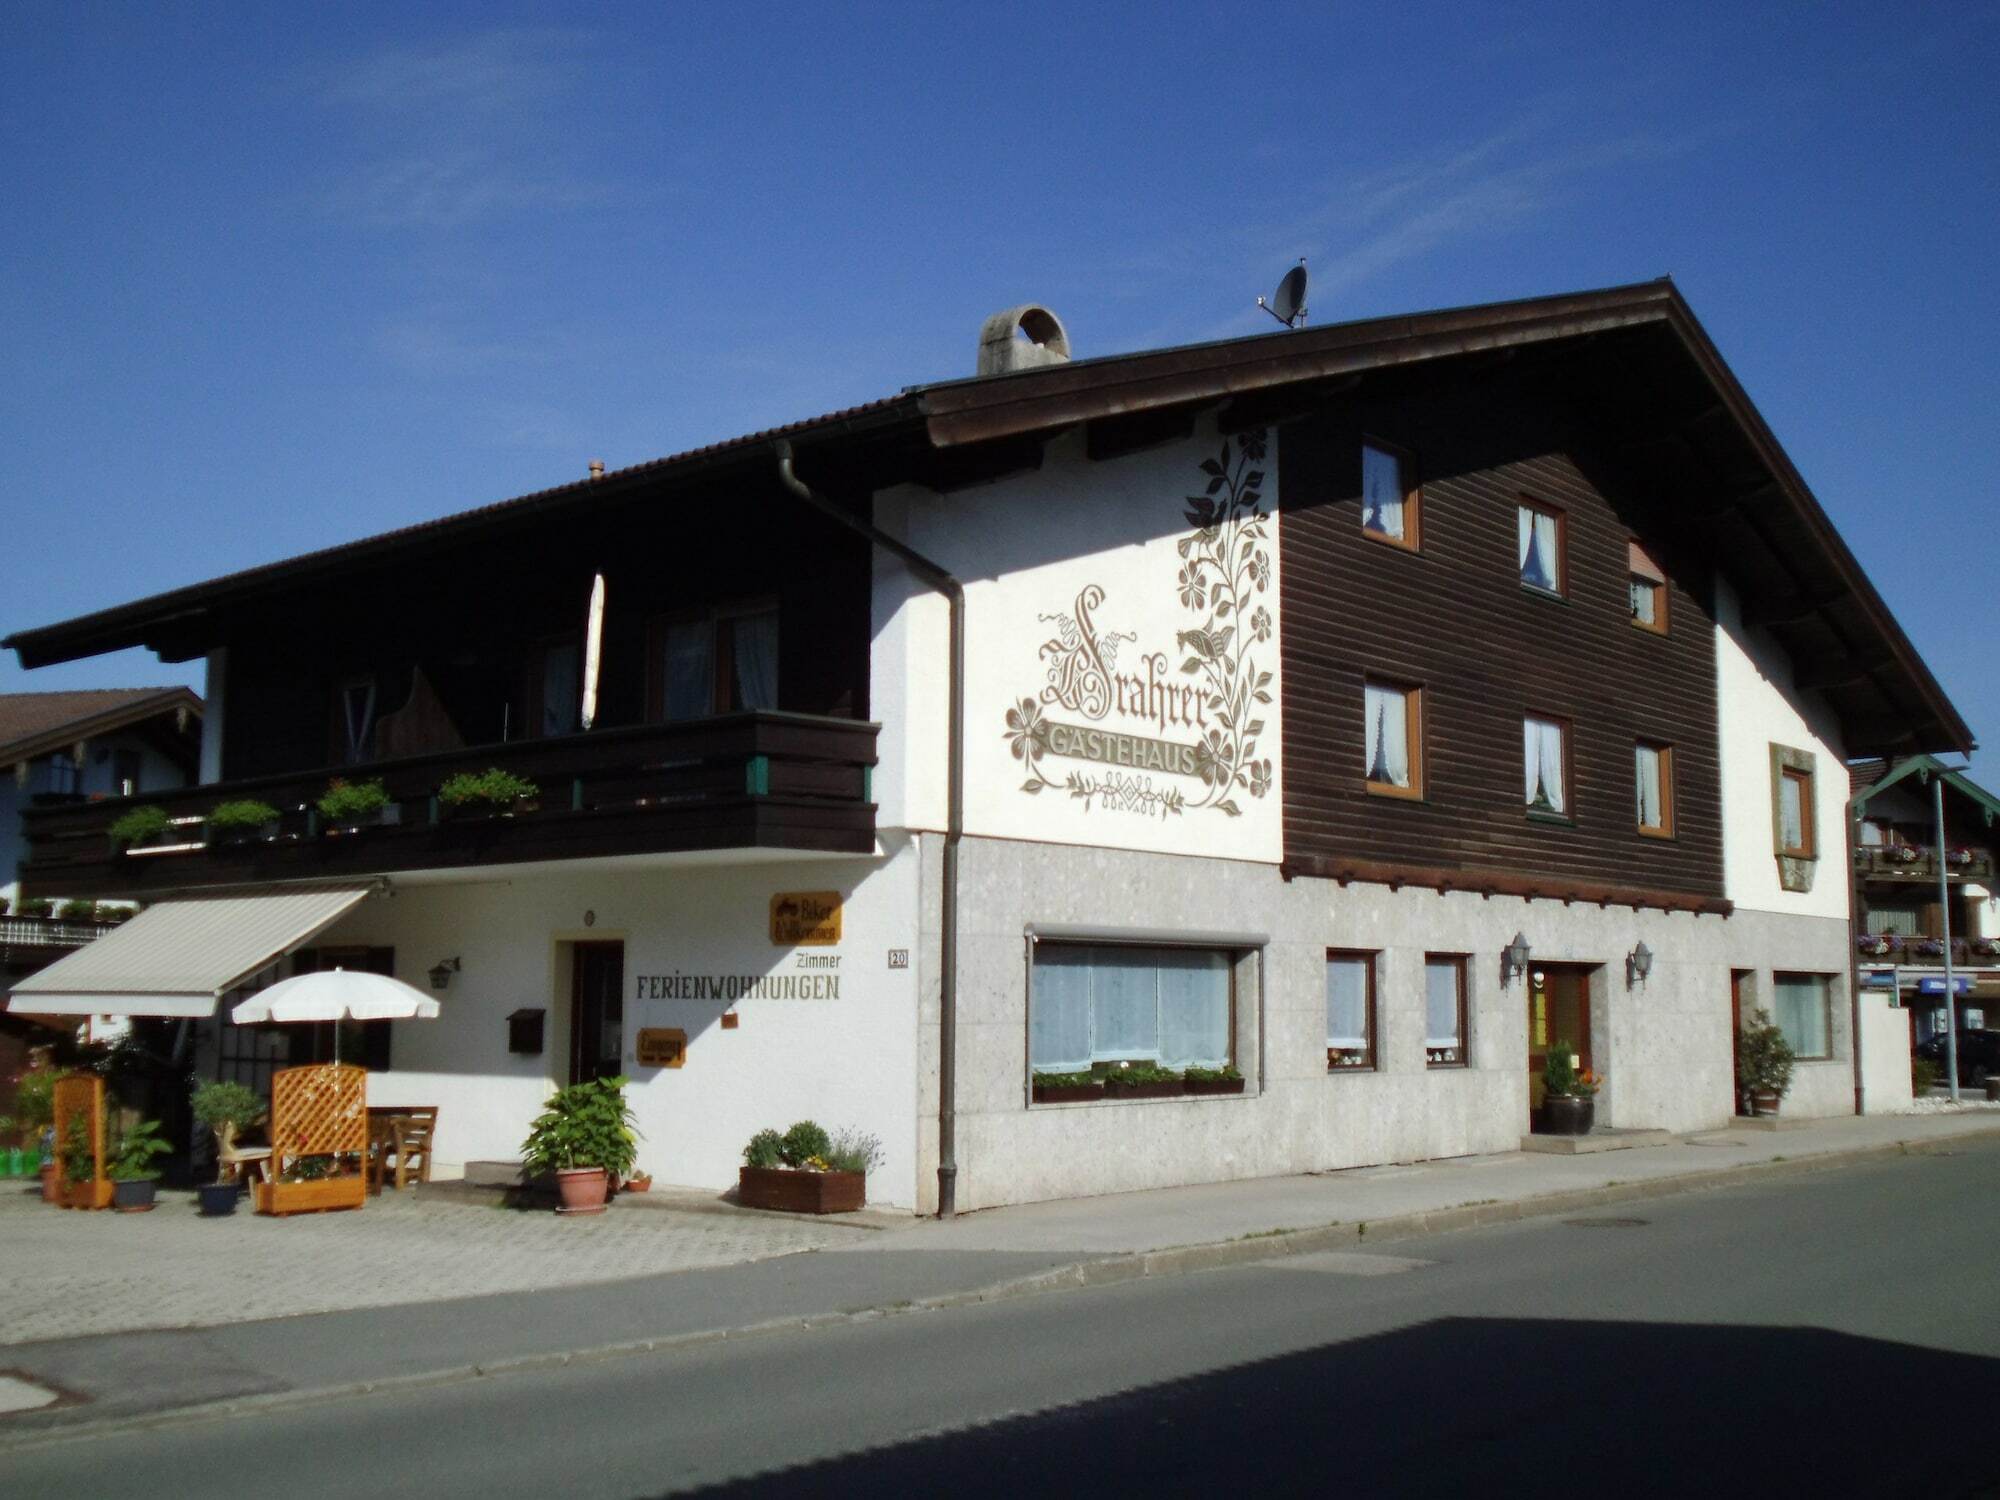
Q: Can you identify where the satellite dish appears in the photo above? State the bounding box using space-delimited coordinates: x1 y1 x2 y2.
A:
1257 260 1309 328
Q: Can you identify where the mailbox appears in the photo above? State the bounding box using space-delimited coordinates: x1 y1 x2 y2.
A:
507 1008 545 1055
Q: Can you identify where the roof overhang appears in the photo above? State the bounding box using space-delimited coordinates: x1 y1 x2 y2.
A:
0 687 203 767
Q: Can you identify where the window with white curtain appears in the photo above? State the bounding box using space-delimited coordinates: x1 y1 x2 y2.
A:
1524 715 1569 817
1326 951 1376 1070
1364 679 1421 797
1635 742 1674 835
1424 955 1467 1067
1628 541 1667 631
652 603 780 721
1360 442 1417 548
1030 942 1235 1075
1772 972 1833 1059
1518 503 1563 594
1778 768 1812 856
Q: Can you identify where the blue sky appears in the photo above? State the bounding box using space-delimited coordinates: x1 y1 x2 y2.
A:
4 4 1996 762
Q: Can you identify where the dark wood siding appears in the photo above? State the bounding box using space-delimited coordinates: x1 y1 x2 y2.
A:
1279 373 1724 902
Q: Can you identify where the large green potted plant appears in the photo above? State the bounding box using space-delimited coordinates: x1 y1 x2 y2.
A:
438 768 539 820
190 1080 266 1216
738 1120 880 1214
316 777 397 833
108 804 173 851
1537 1042 1599 1135
521 1075 639 1215
1737 1010 1796 1117
109 1119 173 1212
206 798 281 845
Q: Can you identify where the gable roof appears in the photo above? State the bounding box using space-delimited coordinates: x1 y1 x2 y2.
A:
0 687 203 765
1 278 1970 756
1852 755 2000 826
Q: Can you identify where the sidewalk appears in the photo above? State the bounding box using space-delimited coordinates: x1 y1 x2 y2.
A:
4 1105 1997 1447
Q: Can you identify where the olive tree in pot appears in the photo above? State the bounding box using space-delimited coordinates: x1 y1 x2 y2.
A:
110 1119 173 1211
190 1080 266 1216
521 1076 640 1215
1736 1009 1796 1117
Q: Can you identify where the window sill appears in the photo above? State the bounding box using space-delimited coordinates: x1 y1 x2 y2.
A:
1361 528 1422 555
1366 782 1426 802
1525 809 1574 827
1637 826 1677 841
1521 583 1568 603
1028 1088 1253 1108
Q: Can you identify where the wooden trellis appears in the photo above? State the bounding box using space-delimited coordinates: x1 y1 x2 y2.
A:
256 1062 368 1216
51 1074 112 1210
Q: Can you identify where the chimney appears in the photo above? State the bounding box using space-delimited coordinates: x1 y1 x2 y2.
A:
587 459 605 480
977 305 1071 377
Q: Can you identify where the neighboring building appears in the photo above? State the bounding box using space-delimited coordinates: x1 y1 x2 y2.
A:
1850 756 2000 1045
1 280 1972 1211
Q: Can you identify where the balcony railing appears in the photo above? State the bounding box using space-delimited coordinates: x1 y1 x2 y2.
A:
0 916 112 949
1853 846 1995 883
20 712 878 901
1856 934 2000 966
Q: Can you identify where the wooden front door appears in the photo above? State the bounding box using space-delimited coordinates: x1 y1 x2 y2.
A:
569 942 625 1085
1527 965 1592 1111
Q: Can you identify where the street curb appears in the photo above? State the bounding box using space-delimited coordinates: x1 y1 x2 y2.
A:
5 1122 1996 1455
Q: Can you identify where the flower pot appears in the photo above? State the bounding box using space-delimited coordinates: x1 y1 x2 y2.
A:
113 1178 159 1213
624 1173 652 1192
555 1166 609 1215
40 1163 58 1203
738 1165 865 1214
210 820 280 846
1750 1089 1782 1118
1183 1077 1246 1096
1031 1082 1104 1104
198 1182 240 1216
1537 1095 1595 1135
1102 1081 1183 1100
1985 1078 2000 1103
258 1174 367 1216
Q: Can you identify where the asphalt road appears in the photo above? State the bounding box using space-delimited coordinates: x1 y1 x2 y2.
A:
13 1141 2000 1499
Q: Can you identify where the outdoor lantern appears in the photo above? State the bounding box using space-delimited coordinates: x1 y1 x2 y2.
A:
1627 941 1654 989
428 956 461 992
1503 933 1532 985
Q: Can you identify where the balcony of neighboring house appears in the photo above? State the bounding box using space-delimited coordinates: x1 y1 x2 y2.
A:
17 711 879 902
0 913 119 980
1852 842 1996 885
1855 933 2000 968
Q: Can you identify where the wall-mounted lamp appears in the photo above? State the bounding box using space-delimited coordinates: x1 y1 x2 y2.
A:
428 957 462 992
1626 941 1654 989
1502 933 1532 986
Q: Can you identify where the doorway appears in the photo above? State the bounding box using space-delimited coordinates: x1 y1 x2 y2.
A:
1527 964 1592 1111
569 942 625 1085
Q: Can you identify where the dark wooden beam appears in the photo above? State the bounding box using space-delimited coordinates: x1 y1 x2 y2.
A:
1085 405 1200 462
1794 650 1894 693
914 434 1047 494
1741 586 1847 628
1218 375 1361 435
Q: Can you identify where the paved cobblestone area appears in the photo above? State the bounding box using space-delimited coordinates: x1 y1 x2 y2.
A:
0 1185 861 1343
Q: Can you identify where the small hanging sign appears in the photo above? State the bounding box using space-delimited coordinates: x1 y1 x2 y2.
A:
636 1028 687 1068
770 891 842 947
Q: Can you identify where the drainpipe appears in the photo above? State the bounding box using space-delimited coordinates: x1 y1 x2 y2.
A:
774 441 966 1217
1847 791 1865 1115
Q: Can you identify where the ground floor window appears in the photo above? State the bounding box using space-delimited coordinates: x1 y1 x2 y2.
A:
1425 954 1468 1067
1326 950 1377 1070
1030 942 1234 1072
1772 971 1833 1060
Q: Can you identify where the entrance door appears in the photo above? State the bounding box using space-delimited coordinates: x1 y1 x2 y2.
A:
569 942 625 1085
1527 964 1592 1111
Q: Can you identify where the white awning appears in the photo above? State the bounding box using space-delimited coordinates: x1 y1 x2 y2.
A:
6 885 374 1018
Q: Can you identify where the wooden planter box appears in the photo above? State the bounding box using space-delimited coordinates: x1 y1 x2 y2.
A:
209 821 280 846
1183 1077 1245 1096
1102 1081 1184 1100
441 798 539 823
738 1165 865 1214
257 1174 367 1216
54 1178 113 1210
1032 1082 1105 1104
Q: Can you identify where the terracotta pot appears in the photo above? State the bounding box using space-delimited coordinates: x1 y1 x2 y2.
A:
555 1166 609 1215
40 1164 58 1203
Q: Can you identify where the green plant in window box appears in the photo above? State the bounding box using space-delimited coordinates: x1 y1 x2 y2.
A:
737 1119 871 1213
1100 1063 1185 1098
1031 1069 1104 1103
316 777 394 829
1736 1009 1796 1117
108 804 173 850
16 897 53 918
1182 1064 1245 1096
207 799 281 842
57 899 97 923
437 768 539 817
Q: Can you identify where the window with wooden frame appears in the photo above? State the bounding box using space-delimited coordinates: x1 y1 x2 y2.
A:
1769 744 1819 892
1772 971 1834 1060
1523 713 1572 820
1424 954 1468 1068
1778 767 1814 857
1517 499 1566 597
646 601 780 722
1363 678 1423 799
524 637 582 740
1326 950 1377 1071
1635 741 1675 838
1029 941 1236 1078
1359 439 1420 551
1628 541 1668 632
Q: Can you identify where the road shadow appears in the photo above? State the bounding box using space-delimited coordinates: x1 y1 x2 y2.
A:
674 1316 2000 1499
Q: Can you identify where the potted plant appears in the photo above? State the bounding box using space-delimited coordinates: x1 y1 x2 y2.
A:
521 1075 639 1215
17 897 53 918
58 899 96 923
1856 932 1902 958
1030 1069 1104 1104
13 1067 65 1201
1100 1062 1184 1099
1537 1042 1598 1135
0 895 10 917
738 1121 878 1213
317 777 397 832
191 1079 265 1216
109 1119 172 1211
99 904 136 925
108 804 174 851
438 768 539 820
206 798 281 845
1182 1064 1245 1096
1737 1009 1796 1117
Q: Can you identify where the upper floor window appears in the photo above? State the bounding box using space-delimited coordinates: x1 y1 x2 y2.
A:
649 603 780 722
1360 440 1419 550
1524 714 1570 818
1770 744 1819 893
30 753 79 796
530 638 582 739
334 677 377 764
114 749 142 798
1635 741 1675 837
1364 678 1423 799
1518 500 1565 596
1628 542 1668 632
1326 950 1377 1071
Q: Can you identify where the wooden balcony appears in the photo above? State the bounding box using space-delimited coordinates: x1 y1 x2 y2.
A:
1853 846 1996 884
19 712 879 901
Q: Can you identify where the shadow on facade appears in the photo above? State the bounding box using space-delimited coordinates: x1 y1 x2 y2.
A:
672 1315 1995 1498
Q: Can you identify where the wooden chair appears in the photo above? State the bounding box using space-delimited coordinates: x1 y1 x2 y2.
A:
372 1106 438 1191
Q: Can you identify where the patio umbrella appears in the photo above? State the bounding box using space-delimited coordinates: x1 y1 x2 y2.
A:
231 968 440 1062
